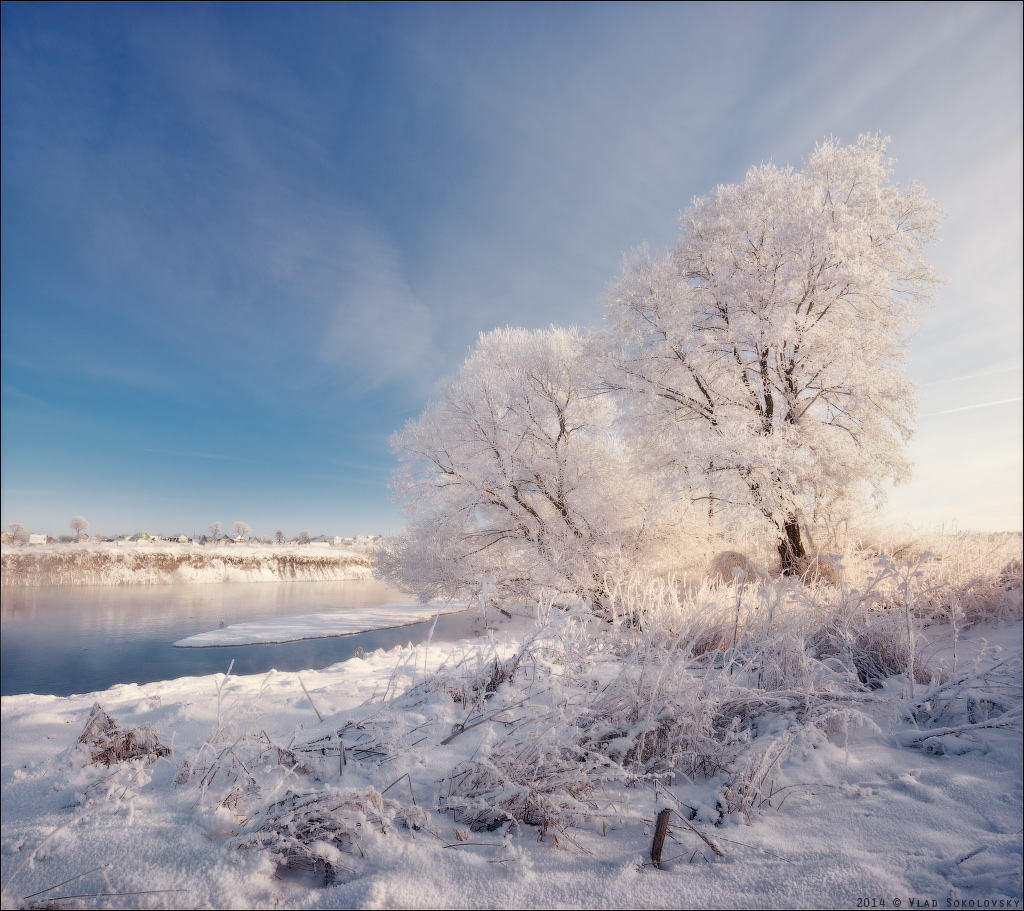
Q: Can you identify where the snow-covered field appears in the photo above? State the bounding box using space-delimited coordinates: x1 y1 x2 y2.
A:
0 543 373 586
3 554 1021 910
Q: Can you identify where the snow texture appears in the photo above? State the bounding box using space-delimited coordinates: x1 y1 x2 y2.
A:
3 600 1021 910
174 602 469 647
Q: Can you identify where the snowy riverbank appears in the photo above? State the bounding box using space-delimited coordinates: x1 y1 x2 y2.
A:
0 543 373 586
2 600 1021 910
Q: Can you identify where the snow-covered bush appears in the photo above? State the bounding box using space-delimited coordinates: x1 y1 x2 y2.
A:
238 788 437 884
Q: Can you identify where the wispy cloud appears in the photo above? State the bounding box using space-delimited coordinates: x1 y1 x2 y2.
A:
921 366 1023 387
135 448 247 461
3 3 1021 533
251 203 444 392
923 397 1023 417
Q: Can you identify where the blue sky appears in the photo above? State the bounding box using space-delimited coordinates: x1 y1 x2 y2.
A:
2 2 1021 538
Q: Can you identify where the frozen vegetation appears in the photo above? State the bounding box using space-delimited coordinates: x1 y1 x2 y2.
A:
0 542 372 587
377 138 948 608
4 139 1020 909
1 533 1021 909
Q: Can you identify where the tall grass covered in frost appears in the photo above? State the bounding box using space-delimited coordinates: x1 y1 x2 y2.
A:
8 530 1014 897
156 532 1020 880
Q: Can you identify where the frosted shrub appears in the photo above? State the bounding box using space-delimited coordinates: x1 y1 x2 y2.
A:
238 788 437 884
441 738 600 837
708 551 763 586
849 620 933 687
76 703 170 767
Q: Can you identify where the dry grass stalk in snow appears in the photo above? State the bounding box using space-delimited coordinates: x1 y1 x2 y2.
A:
796 554 840 585
719 734 795 823
900 654 1024 753
76 703 170 766
173 666 318 818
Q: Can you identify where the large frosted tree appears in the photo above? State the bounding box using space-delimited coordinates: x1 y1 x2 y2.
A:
378 326 666 608
605 136 944 571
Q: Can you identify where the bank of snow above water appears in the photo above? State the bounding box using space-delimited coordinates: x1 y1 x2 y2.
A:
2 605 1021 911
3 547 1021 909
174 601 470 647
0 543 372 586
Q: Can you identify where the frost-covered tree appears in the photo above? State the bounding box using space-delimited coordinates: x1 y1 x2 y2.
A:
233 521 251 541
275 529 285 545
7 523 28 544
70 516 89 541
605 136 944 572
208 521 222 541
378 326 666 608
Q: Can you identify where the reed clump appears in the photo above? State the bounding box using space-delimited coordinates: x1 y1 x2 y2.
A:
76 703 170 766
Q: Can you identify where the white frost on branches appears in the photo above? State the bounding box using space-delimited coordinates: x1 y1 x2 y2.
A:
378 326 670 608
380 136 944 594
603 135 944 569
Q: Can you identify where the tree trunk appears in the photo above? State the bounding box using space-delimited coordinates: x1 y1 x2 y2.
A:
777 515 806 575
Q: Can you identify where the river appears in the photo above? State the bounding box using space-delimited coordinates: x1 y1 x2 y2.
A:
1 580 477 697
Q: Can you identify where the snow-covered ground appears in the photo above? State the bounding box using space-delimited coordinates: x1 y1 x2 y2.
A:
2 596 1021 910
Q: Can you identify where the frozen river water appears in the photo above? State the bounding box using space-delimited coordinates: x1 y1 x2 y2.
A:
1 580 476 696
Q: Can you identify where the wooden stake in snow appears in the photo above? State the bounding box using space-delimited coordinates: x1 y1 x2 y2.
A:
651 808 671 869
